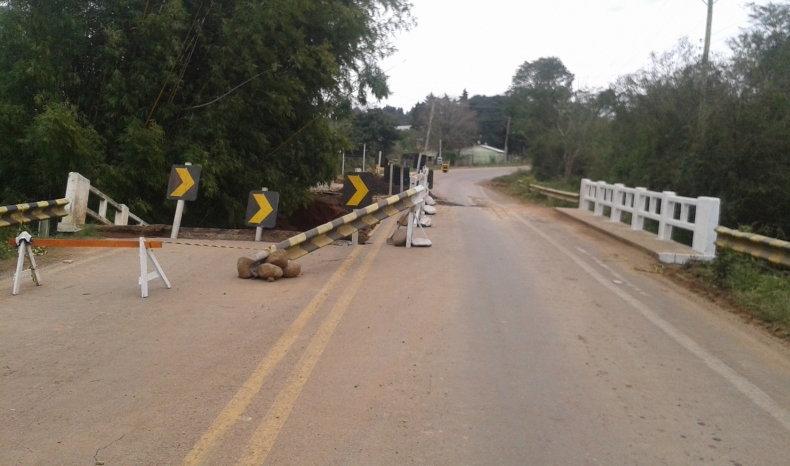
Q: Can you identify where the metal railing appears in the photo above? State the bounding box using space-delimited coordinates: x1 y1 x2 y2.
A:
530 184 579 203
715 227 790 268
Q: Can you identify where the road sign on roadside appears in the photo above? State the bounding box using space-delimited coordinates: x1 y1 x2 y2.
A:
167 164 201 201
343 173 373 208
245 191 280 228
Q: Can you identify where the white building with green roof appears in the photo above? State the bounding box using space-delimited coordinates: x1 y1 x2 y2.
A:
459 144 506 165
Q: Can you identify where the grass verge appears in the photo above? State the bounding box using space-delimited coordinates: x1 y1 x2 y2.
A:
677 251 790 337
489 169 578 208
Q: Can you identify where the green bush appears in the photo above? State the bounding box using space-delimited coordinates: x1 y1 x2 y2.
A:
0 225 32 261
685 250 790 326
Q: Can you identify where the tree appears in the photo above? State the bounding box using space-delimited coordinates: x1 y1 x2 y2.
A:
506 57 575 179
380 106 410 125
468 94 508 150
0 0 413 226
350 109 402 160
410 94 478 153
556 92 598 182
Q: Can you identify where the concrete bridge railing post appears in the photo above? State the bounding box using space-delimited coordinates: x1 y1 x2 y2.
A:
59 172 91 233
631 188 648 231
611 183 625 223
593 181 606 216
693 197 721 257
658 191 676 241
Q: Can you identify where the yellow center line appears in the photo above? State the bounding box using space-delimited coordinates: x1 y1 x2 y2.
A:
235 218 394 466
179 246 365 466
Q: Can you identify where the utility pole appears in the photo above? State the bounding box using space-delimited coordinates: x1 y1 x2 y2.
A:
702 0 715 67
504 116 511 163
698 0 716 144
423 98 436 155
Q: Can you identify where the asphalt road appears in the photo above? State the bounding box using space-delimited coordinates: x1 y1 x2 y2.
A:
2 167 790 465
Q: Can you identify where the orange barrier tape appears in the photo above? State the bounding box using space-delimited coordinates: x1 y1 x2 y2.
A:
8 238 162 249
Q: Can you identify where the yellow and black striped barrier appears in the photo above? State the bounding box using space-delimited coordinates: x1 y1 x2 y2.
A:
0 199 70 229
715 226 790 268
238 186 425 274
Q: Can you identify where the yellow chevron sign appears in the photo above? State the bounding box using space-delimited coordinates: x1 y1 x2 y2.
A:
245 191 280 228
342 173 373 208
348 175 369 205
170 168 195 197
167 165 201 201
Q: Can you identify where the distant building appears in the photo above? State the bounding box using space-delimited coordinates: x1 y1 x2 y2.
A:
459 144 506 165
395 125 412 131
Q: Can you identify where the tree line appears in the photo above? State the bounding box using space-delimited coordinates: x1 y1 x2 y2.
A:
374 2 790 235
3 1 789 234
0 0 412 227
502 2 790 236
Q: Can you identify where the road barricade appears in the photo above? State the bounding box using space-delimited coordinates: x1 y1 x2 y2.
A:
237 186 426 278
0 199 70 230
403 166 434 247
8 235 170 298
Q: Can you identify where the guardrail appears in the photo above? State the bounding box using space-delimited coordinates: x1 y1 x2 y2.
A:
530 184 579 203
58 172 148 232
0 199 70 231
715 226 790 268
579 179 720 258
238 185 426 277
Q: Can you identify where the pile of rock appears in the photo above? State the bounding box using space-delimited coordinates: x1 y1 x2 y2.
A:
237 250 301 281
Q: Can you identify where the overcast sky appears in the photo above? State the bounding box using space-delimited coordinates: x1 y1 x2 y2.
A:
376 0 775 110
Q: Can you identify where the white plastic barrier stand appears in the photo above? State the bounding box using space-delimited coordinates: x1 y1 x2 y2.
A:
138 237 172 298
11 232 41 296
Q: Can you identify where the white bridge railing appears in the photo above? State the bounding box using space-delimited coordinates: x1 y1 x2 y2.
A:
58 172 148 232
579 179 720 258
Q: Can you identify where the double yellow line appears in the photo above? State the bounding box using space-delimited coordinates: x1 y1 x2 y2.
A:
180 219 392 466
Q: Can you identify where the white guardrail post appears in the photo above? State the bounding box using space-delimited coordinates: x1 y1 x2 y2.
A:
578 179 590 210
658 191 676 241
60 172 91 232
693 197 721 257
631 187 648 231
594 181 606 216
115 205 130 226
611 183 624 223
